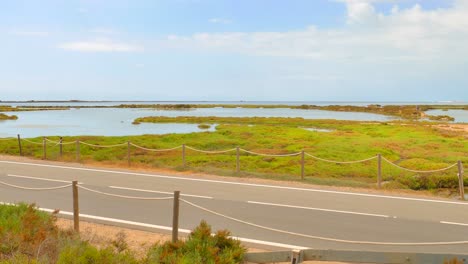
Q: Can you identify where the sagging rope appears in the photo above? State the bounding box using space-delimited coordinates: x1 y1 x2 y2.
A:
305 153 376 164
240 149 301 157
382 157 458 173
181 198 468 246
45 138 76 145
77 185 173 200
0 180 72 190
185 146 237 154
80 142 127 148
21 138 44 145
130 143 181 152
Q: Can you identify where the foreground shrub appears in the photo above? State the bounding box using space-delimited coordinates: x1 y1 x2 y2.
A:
57 240 139 264
0 203 58 261
145 220 245 264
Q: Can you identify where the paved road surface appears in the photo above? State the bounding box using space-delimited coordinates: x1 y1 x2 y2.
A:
1 159 468 254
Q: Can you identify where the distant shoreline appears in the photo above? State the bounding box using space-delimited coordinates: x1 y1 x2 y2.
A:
1 100 467 104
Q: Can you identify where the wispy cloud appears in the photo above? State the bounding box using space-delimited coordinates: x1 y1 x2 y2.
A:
58 39 143 52
164 1 468 62
10 30 49 37
208 18 232 24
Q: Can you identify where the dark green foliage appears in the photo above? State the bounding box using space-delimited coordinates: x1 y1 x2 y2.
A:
145 220 245 264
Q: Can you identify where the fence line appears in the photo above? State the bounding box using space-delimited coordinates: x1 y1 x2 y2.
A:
1 135 464 197
180 198 468 246
77 185 174 200
0 180 71 190
79 142 127 148
240 148 301 157
381 156 459 173
1 179 468 247
304 153 376 164
130 142 182 152
185 145 237 154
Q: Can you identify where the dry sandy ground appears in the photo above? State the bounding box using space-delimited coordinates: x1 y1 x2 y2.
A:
433 123 468 136
56 218 349 264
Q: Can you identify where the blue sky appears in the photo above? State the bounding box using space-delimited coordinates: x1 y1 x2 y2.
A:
1 0 466 101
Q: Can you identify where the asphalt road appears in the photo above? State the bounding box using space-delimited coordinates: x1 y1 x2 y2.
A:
1 159 468 254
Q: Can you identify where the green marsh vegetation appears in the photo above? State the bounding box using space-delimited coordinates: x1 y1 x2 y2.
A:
0 113 17 120
0 203 245 263
0 117 466 192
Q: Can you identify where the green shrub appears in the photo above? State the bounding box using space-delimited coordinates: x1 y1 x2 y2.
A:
145 221 245 264
57 240 138 264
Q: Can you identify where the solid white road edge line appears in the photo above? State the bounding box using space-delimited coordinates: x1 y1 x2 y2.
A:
0 201 306 250
1 160 467 206
248 201 391 218
6 174 83 184
440 221 468 227
109 185 213 199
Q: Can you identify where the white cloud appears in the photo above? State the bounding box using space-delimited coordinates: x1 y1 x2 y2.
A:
209 18 232 24
59 39 143 52
163 1 468 63
10 30 49 37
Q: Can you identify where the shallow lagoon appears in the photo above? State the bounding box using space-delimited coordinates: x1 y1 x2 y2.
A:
0 104 466 137
0 107 394 137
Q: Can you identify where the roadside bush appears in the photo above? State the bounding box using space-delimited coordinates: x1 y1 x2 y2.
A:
145 220 245 264
0 203 58 261
396 174 459 190
57 240 139 264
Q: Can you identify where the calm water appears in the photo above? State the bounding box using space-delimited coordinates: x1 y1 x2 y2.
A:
425 109 468 123
0 102 466 137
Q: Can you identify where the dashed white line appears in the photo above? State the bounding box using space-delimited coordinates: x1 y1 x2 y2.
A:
6 174 83 184
440 221 468 227
0 202 306 250
109 186 213 199
1 160 467 206
248 201 391 218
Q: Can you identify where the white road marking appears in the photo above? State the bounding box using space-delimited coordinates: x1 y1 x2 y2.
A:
440 221 468 227
1 160 467 206
0 201 306 250
5 174 83 184
109 186 213 199
248 201 391 218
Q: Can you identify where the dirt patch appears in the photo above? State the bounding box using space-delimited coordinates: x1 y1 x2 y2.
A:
433 123 468 134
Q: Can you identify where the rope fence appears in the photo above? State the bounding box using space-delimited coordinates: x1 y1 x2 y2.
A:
1 177 467 247
0 180 72 190
77 185 174 200
2 134 465 198
180 198 468 246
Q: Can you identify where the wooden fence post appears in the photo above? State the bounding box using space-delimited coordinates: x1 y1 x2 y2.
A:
59 137 63 157
377 154 382 188
17 134 22 156
301 150 305 180
76 140 80 162
172 191 180 243
458 161 465 200
43 137 47 160
236 146 240 173
127 141 131 167
72 181 80 232
182 144 186 168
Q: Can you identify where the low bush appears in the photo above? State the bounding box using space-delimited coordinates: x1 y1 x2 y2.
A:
0 204 245 264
